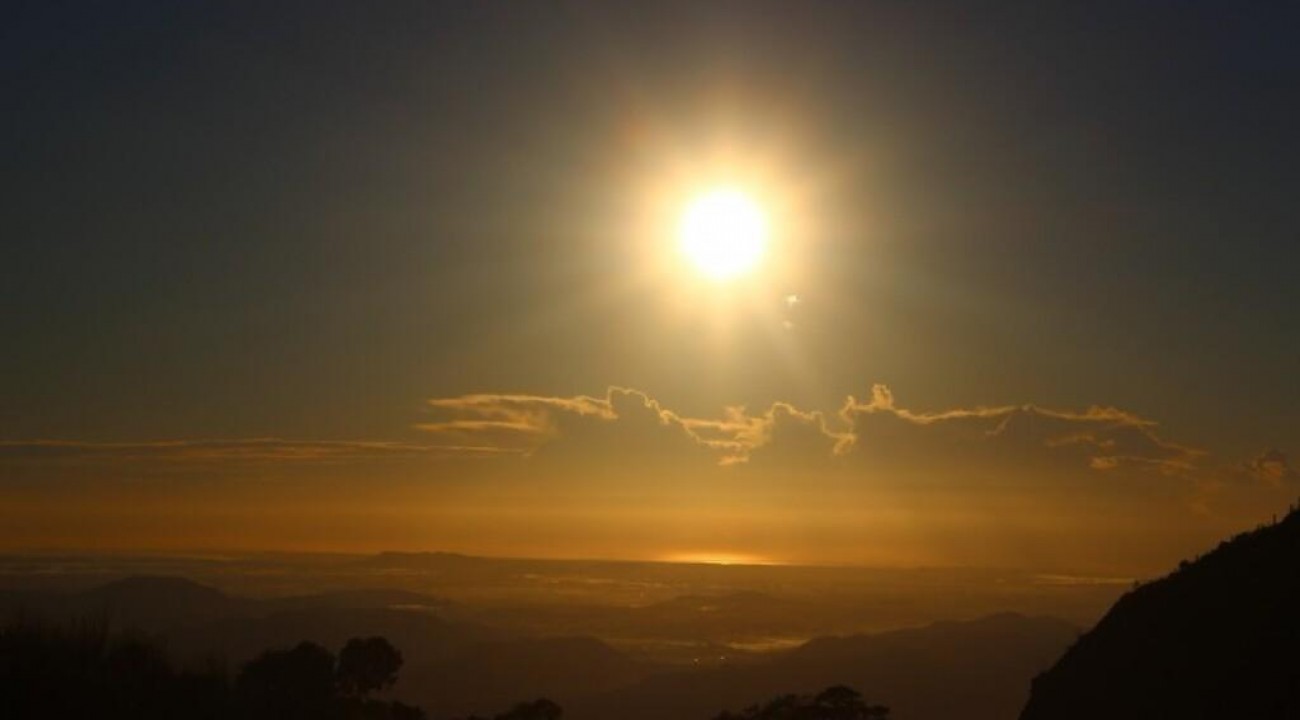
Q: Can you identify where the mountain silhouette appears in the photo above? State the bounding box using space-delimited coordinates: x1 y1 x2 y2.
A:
571 613 1076 720
1019 504 1300 720
0 575 649 717
0 573 1082 720
78 576 247 628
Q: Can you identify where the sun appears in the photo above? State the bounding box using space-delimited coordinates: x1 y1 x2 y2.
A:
678 188 768 281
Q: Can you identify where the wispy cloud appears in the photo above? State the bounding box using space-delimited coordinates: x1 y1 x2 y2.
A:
841 383 1201 475
0 438 515 464
419 387 715 457
1246 448 1296 486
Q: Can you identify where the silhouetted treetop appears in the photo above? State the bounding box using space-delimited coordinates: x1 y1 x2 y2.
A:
237 641 338 720
1 622 424 720
496 697 563 720
0 619 229 720
338 636 403 698
713 685 889 720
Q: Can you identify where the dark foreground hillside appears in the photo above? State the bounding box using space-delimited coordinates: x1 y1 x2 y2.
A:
1020 504 1300 720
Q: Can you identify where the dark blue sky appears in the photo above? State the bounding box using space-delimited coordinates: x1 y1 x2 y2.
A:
4 1 1299 457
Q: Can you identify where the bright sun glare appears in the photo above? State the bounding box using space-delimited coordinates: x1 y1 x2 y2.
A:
678 188 768 281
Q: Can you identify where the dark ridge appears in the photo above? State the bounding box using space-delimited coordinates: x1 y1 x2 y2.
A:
70 575 248 631
1020 503 1300 720
80 575 231 604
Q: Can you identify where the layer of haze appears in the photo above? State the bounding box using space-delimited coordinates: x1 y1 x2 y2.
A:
3 2 1298 578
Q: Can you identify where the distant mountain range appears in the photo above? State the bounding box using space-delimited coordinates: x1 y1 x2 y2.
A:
1 574 1077 719
8 503 1296 719
572 612 1076 720
1020 504 1300 719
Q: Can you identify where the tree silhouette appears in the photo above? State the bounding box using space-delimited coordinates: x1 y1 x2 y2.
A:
237 641 338 720
387 700 429 720
495 698 563 720
1 618 239 720
338 636 403 699
713 685 889 720
814 685 889 720
1 620 426 720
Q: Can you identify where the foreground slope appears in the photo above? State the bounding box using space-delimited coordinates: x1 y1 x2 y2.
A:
1020 504 1300 720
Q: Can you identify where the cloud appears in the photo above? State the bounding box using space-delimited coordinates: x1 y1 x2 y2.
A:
727 403 854 466
848 383 1018 425
0 438 513 464
839 383 1202 477
4 384 1218 487
418 387 855 465
4 384 1291 575
417 392 614 449
1246 448 1296 486
420 387 715 458
1186 447 1298 521
413 383 1216 499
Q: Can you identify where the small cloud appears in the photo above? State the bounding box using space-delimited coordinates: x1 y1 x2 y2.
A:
847 383 1015 425
0 438 500 464
1090 456 1121 471
1247 448 1295 486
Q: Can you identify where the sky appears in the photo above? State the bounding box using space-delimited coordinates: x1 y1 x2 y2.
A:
3 1 1299 575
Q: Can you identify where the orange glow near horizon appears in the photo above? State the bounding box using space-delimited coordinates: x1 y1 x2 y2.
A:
661 551 781 566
